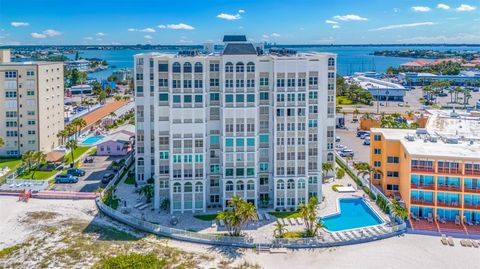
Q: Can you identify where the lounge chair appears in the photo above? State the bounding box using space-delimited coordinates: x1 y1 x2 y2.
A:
336 233 346 241
295 218 303 225
351 230 363 239
288 218 296 225
330 233 340 242
440 234 448 245
471 240 479 248
378 226 388 233
436 216 446 224
264 213 271 221
281 218 288 226
257 213 264 221
427 213 434 223
447 236 455 246
410 213 420 221
455 215 461 226
460 240 467 247
219 220 225 227
463 217 473 226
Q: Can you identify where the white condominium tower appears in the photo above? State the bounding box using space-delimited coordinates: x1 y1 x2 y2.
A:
134 35 336 213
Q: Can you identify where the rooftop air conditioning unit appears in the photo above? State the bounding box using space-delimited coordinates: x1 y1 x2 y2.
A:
405 134 415 141
429 136 438 143
445 137 459 144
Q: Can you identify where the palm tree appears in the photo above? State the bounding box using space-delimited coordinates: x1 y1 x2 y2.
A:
122 95 130 102
114 95 122 101
21 150 36 171
71 118 87 140
352 108 360 119
298 196 322 237
57 130 69 146
96 91 107 104
390 199 409 220
321 162 334 180
216 195 257 236
31 151 46 179
353 162 383 194
0 137 4 148
273 220 288 238
462 88 472 109
66 140 78 167
361 112 373 120
139 184 154 203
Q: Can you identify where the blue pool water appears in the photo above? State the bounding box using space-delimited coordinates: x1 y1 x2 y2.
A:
322 198 383 231
81 135 105 145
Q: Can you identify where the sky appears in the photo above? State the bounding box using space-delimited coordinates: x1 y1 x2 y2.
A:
0 0 479 45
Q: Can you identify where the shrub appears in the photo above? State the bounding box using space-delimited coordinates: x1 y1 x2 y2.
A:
336 168 345 179
332 184 343 191
94 253 166 269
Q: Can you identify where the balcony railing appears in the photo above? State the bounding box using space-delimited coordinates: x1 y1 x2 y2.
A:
464 187 480 194
464 169 480 176
437 184 462 192
411 198 434 206
437 168 462 175
411 183 435 190
463 203 480 210
436 201 461 208
411 166 435 173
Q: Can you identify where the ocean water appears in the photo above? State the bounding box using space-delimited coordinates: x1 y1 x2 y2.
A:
75 45 480 80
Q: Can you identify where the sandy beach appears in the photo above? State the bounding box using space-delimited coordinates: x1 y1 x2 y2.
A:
1 195 479 268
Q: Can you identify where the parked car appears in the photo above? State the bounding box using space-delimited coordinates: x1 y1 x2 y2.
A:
101 173 115 184
397 102 404 107
55 174 78 184
356 130 369 137
360 133 370 140
339 149 354 157
66 168 85 177
335 136 341 142
363 138 371 145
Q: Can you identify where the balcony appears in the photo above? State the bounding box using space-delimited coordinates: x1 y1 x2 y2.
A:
411 198 434 206
411 166 435 173
437 184 462 192
464 203 480 210
437 201 461 208
411 183 435 190
437 167 462 175
465 169 480 176
464 187 480 194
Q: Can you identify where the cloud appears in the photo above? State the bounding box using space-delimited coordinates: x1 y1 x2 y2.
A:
238 9 245 13
31 33 47 39
393 8 400 13
398 33 480 43
271 33 281 37
437 4 450 10
217 13 241 20
369 22 436 31
411 6 431 12
325 20 338 24
456 4 476 11
11 22 29 27
262 34 270 39
332 14 368 21
96 32 106 36
84 36 93 40
332 25 340 29
128 27 156 32
43 29 61 36
158 23 194 30
144 35 153 39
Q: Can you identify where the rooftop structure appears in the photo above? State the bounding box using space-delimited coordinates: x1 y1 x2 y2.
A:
348 75 406 101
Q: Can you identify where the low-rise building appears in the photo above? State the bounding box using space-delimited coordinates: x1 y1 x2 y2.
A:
348 75 407 101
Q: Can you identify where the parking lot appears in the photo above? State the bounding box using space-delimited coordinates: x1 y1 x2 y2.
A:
336 114 371 163
52 155 124 192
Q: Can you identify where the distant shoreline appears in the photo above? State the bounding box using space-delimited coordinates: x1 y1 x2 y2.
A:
2 43 480 50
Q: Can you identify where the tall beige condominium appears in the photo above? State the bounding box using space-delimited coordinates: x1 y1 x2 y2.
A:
0 49 64 157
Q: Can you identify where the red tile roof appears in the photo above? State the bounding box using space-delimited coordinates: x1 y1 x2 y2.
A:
81 101 128 129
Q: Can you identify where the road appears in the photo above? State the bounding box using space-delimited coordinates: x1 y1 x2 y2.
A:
336 113 371 164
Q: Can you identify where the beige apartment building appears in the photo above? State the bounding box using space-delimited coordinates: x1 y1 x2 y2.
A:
0 49 64 157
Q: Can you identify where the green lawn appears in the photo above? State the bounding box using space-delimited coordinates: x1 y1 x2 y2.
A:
193 214 218 221
282 231 305 238
336 96 354 105
64 146 92 164
268 211 301 219
17 169 58 180
0 158 22 171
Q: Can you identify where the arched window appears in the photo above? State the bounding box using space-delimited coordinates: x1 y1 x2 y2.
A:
236 62 244 73
195 182 203 192
225 62 233 73
236 180 244 191
327 152 334 162
287 179 295 189
137 157 144 166
328 58 335 67
276 179 285 190
194 62 203 73
172 62 181 73
298 178 306 189
226 181 234 191
246 62 255 72
184 182 192 192
247 180 255 190
173 182 181 193
183 62 192 73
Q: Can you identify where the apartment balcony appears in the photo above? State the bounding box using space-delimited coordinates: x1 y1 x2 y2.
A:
464 187 480 194
437 168 462 175
411 166 435 173
410 183 435 190
464 203 480 210
437 184 462 192
411 198 434 206
437 201 461 208
464 169 480 176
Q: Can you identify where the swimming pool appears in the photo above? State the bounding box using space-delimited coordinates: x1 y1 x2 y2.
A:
322 198 383 231
81 135 105 145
